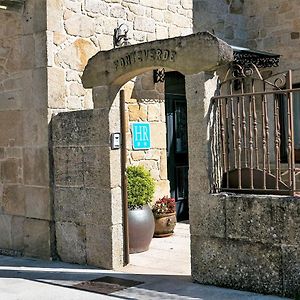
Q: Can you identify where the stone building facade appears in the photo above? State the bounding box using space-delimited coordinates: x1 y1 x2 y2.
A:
1 0 300 297
0 0 192 265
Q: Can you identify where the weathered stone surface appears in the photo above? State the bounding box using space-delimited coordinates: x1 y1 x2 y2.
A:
56 222 86 264
55 187 113 225
64 15 95 37
11 216 25 250
83 146 111 188
0 215 12 249
24 186 50 220
0 158 22 184
51 109 110 146
86 224 112 268
48 67 66 108
53 146 84 187
0 111 23 147
191 236 282 295
82 32 233 88
23 147 49 186
2 185 25 216
150 123 167 149
84 0 109 15
128 104 147 121
24 219 50 259
226 195 285 243
55 38 97 71
282 245 300 297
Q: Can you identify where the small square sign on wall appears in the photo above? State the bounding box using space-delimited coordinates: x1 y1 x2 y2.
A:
131 122 151 150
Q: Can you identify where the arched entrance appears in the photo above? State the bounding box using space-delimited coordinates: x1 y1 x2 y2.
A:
51 32 233 270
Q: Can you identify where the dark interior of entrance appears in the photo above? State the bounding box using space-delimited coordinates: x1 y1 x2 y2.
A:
165 72 189 221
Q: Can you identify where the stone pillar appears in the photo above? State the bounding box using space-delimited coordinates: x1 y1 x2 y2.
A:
185 72 220 279
51 87 124 269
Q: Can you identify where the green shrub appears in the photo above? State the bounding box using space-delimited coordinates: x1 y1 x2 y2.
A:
127 165 155 210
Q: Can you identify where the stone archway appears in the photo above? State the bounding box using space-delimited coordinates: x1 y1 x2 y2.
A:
51 32 233 270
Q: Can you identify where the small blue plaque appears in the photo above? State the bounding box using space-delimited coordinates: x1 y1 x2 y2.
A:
132 122 151 150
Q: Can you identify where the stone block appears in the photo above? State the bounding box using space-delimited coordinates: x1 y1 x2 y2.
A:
150 123 167 149
53 146 84 187
153 180 170 201
128 104 147 121
0 90 22 111
111 187 122 225
55 38 97 71
283 198 300 244
64 15 95 38
51 109 110 146
156 26 168 40
23 147 49 186
48 67 66 109
84 0 109 15
24 218 50 259
189 193 225 238
47 0 64 32
148 104 161 121
11 216 25 250
134 16 155 33
131 151 145 161
0 111 23 147
24 186 50 220
34 32 47 68
0 158 22 184
69 82 85 97
21 35 35 70
83 146 111 188
282 245 300 297
56 222 86 264
54 187 85 223
110 149 122 188
2 185 25 216
23 108 48 149
0 214 12 249
225 195 285 243
111 223 124 268
86 224 112 268
84 188 113 225
160 152 168 180
191 236 282 295
110 5 126 18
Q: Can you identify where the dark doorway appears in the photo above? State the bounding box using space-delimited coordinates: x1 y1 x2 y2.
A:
165 72 189 221
279 84 300 162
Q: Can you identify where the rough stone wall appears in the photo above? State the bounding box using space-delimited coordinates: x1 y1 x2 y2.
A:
244 0 300 73
192 193 300 298
47 0 193 116
123 75 169 201
51 107 123 269
0 2 51 259
47 0 193 210
194 0 300 73
193 0 247 46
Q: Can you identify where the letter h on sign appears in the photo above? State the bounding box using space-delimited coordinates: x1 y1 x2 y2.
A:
132 122 151 150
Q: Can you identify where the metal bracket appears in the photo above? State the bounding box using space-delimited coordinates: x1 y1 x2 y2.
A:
153 68 165 83
113 24 130 48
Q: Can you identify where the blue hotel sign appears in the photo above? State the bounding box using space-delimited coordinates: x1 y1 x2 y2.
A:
132 122 151 150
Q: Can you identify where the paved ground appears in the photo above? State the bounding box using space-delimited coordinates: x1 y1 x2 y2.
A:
0 223 291 299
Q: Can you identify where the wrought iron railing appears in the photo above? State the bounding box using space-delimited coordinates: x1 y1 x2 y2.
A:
212 66 300 196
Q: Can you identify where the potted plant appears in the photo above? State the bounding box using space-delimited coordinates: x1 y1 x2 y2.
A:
152 196 177 237
127 165 155 253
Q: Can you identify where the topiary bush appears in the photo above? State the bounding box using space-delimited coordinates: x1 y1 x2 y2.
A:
127 165 155 210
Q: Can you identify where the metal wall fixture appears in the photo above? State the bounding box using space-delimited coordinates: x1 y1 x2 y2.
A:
153 68 165 83
113 24 130 48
